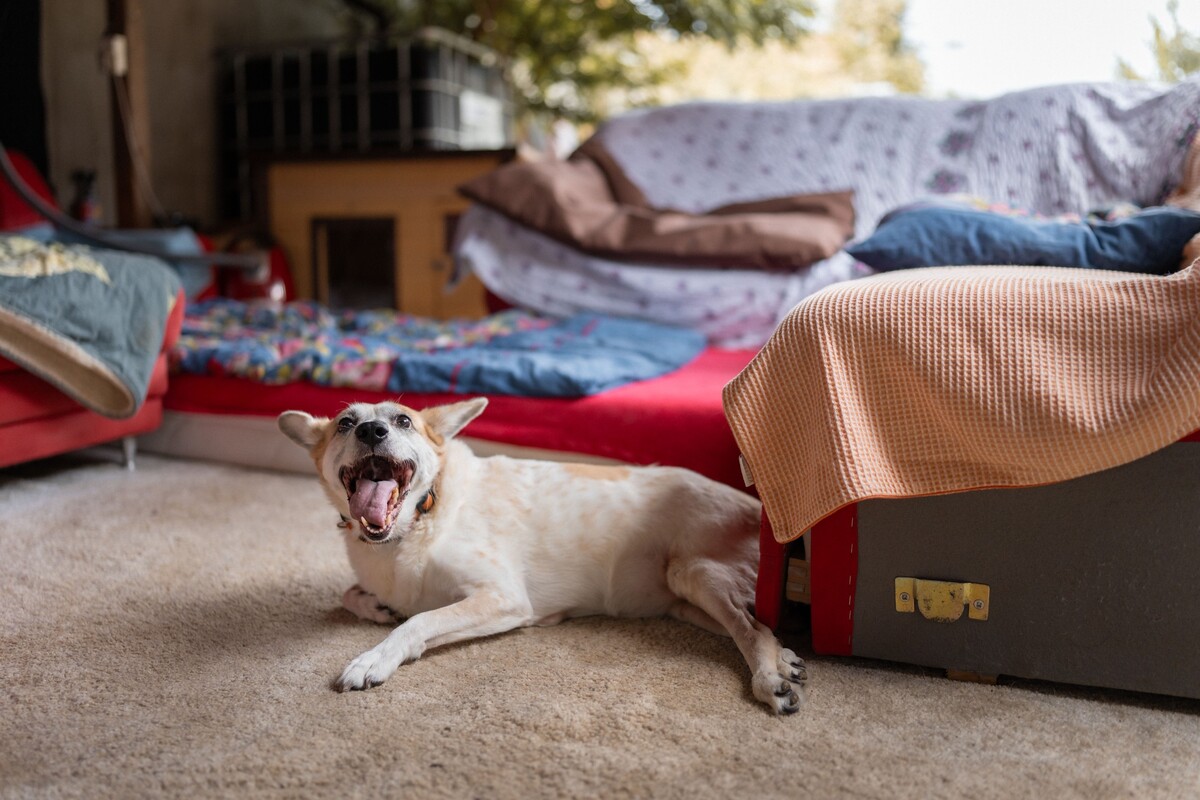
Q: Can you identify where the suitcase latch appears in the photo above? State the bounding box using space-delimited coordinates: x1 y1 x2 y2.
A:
895 578 990 622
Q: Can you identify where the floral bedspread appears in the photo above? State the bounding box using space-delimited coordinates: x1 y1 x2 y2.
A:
171 299 706 397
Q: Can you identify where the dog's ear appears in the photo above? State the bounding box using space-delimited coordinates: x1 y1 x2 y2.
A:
421 397 488 441
277 411 328 451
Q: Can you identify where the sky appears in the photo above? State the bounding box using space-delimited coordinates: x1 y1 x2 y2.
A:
900 0 1200 98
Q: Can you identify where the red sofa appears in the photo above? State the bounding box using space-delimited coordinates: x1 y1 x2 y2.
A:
0 151 184 469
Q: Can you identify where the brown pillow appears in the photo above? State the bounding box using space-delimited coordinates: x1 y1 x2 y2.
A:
458 146 855 271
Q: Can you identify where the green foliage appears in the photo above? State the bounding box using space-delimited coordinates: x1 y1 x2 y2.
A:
1118 0 1200 83
334 0 817 121
828 0 924 93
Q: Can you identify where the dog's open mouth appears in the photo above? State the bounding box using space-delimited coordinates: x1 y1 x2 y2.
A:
339 456 415 541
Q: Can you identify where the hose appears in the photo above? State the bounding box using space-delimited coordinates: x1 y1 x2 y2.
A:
0 141 263 272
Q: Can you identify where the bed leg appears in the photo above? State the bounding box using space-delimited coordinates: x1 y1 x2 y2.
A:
121 437 137 472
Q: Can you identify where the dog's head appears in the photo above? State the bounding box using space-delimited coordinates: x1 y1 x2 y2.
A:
277 398 487 544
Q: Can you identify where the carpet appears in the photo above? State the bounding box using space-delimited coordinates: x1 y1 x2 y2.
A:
2 453 1198 799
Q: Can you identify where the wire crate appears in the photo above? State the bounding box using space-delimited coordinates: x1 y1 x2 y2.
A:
217 28 513 221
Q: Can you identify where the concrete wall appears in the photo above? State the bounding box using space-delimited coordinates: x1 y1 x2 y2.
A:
41 0 341 227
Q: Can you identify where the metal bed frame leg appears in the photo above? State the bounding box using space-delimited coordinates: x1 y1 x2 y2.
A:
121 436 137 472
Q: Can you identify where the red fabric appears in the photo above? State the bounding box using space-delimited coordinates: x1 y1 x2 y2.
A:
0 398 165 468
755 511 786 630
0 357 169 427
192 239 296 303
0 150 56 231
808 502 858 655
166 347 757 488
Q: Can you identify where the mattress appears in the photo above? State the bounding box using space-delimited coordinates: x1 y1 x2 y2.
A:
144 347 756 486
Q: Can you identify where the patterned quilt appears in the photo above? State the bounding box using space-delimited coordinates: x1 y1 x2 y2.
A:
171 299 706 397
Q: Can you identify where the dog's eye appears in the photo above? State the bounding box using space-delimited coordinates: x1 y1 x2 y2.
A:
395 415 412 429
336 417 355 433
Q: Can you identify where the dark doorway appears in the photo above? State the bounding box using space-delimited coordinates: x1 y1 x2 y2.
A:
311 217 396 310
0 0 49 180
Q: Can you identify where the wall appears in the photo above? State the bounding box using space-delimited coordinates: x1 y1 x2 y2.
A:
41 0 342 227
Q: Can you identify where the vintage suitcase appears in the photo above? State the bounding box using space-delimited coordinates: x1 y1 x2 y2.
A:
755 433 1200 698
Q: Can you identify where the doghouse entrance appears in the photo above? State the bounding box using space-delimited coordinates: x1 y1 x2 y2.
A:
311 217 397 310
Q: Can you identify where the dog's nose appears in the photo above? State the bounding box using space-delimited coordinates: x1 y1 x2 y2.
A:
355 420 389 444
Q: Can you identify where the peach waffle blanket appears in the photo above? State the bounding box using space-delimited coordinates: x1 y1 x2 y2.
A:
723 263 1200 543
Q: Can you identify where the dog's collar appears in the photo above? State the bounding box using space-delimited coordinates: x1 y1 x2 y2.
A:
337 488 436 529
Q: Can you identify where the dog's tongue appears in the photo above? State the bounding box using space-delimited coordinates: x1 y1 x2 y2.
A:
349 479 398 527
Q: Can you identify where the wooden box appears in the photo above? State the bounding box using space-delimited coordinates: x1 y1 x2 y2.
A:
266 150 511 319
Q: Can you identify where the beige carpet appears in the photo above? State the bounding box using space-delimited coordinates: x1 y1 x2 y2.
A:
2 453 1198 799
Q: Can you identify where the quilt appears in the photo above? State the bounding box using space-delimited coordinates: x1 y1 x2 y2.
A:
0 235 181 419
172 300 706 397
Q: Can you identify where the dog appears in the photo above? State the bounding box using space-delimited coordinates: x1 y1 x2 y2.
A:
278 398 806 713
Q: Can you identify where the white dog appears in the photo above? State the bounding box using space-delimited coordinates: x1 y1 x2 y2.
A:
278 398 806 713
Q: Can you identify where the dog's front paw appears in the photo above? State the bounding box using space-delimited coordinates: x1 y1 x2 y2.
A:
335 644 403 692
752 669 805 715
342 585 403 625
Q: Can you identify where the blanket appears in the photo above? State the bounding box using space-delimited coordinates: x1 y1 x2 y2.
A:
457 81 1200 348
172 300 706 397
458 152 855 270
0 236 181 419
723 264 1200 543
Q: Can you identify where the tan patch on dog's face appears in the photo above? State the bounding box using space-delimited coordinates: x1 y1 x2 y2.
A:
562 463 631 481
308 417 336 469
406 405 445 450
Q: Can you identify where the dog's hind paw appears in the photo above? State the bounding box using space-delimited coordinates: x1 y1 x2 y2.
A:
778 648 808 684
752 670 805 715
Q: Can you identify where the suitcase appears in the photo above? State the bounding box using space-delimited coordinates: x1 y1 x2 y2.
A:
755 432 1200 698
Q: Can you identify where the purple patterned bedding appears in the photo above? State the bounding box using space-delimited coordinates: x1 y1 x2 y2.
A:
455 79 1200 347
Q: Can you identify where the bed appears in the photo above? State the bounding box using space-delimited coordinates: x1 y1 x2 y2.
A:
146 80 1200 491
144 299 756 487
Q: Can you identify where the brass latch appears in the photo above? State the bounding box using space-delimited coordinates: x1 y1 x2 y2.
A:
895 577 990 623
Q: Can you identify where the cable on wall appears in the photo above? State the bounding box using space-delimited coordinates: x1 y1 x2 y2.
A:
0 140 263 272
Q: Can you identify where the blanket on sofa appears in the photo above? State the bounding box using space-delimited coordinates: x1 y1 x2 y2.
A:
457 79 1200 347
723 263 1200 542
0 236 181 419
172 299 706 397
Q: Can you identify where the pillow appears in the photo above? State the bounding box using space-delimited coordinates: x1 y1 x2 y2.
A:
459 151 856 271
846 200 1200 275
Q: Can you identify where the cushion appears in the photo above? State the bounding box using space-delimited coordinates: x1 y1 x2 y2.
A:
458 152 855 271
0 150 56 232
846 200 1200 274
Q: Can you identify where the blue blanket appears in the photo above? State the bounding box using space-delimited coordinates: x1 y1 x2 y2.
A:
0 235 181 419
172 300 706 397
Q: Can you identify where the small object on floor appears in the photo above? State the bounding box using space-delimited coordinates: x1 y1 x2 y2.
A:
946 669 999 685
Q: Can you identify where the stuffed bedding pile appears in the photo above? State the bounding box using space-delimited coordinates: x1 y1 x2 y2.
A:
455 79 1200 347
